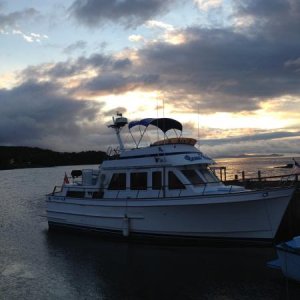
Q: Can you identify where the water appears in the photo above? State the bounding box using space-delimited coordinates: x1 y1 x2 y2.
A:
215 155 300 180
1 161 300 299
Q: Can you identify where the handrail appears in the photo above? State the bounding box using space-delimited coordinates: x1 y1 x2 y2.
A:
56 177 296 193
49 173 297 200
48 182 295 200
228 173 298 182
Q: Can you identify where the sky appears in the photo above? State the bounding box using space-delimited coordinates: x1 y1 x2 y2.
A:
0 0 300 157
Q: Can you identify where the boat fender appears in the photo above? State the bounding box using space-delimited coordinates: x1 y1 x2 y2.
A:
122 215 130 237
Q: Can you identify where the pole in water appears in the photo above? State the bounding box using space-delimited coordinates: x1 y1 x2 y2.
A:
258 170 261 181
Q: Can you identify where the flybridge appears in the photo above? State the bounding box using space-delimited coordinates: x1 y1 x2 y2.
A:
109 114 185 149
128 117 184 148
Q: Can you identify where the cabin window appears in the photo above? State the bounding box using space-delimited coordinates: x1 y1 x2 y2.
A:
108 173 126 190
130 172 147 190
66 191 85 198
152 171 162 190
168 171 185 190
200 169 219 183
181 169 204 186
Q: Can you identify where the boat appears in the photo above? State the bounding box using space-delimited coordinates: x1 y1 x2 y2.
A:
46 113 296 241
268 236 300 282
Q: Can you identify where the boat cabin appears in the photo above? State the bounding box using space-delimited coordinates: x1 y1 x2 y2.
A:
60 115 227 199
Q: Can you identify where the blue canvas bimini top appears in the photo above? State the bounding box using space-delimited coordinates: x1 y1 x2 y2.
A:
128 118 182 133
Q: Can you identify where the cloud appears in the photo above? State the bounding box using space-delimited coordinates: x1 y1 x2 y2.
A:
20 10 300 114
202 137 300 158
12 29 48 43
63 40 87 54
233 0 300 38
0 81 104 151
20 0 300 115
146 20 174 31
103 107 127 117
284 57 300 69
69 0 173 28
81 73 159 95
2 0 300 155
0 7 48 43
198 127 300 157
128 34 145 43
201 131 300 146
20 53 113 80
145 20 186 45
134 19 300 111
19 53 158 96
0 8 39 31
194 0 223 11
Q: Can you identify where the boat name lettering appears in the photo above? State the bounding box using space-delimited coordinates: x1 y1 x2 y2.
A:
184 154 202 161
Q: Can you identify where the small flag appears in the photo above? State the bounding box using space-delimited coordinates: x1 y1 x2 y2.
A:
63 172 69 184
293 158 300 174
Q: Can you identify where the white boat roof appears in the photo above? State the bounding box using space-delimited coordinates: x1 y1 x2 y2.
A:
102 143 214 170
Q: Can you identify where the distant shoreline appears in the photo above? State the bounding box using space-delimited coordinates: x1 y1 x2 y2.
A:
1 146 299 171
214 153 284 159
0 163 100 171
0 146 106 171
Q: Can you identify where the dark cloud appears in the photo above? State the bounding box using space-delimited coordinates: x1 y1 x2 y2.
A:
69 0 173 28
63 40 87 54
234 0 300 39
21 53 132 80
0 81 103 151
134 21 300 112
201 131 300 146
47 61 84 78
20 53 157 96
82 73 159 95
202 137 300 158
113 58 132 70
236 0 290 18
197 125 300 157
0 8 39 30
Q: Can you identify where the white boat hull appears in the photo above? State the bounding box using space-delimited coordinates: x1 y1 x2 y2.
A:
268 236 300 282
276 248 300 282
46 187 294 241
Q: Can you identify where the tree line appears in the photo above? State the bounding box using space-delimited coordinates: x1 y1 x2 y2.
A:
0 146 106 170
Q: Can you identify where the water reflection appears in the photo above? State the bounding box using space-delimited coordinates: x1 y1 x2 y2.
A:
45 231 299 299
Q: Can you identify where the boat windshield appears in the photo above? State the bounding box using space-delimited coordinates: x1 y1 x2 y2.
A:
181 169 205 186
199 168 219 183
